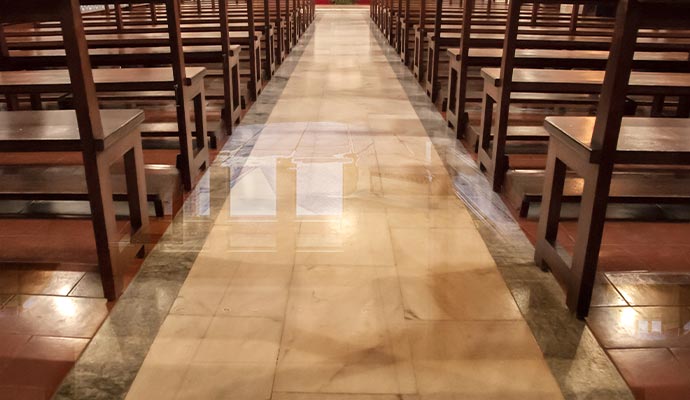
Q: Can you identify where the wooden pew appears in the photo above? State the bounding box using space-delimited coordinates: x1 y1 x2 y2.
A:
2 0 214 191
471 0 690 191
0 67 211 174
414 0 618 87
3 0 251 127
477 68 690 190
443 0 690 139
533 0 690 317
0 0 151 301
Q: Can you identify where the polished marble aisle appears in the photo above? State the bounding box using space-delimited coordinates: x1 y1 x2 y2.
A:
125 7 564 399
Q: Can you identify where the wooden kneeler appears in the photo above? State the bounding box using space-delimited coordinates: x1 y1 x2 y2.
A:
0 0 150 301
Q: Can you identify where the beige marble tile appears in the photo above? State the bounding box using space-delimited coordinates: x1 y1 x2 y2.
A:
378 166 454 197
126 315 212 400
216 263 293 319
175 363 275 400
275 266 416 394
202 223 298 266
391 227 497 272
185 252 239 279
269 97 322 122
391 228 521 320
273 394 420 400
144 315 212 364
251 129 304 154
396 268 523 321
170 250 239 316
367 114 427 136
170 276 233 316
295 212 395 266
385 203 475 229
407 321 564 399
193 316 283 364
126 365 189 400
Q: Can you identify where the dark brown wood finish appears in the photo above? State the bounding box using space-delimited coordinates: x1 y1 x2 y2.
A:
534 0 690 318
0 0 151 301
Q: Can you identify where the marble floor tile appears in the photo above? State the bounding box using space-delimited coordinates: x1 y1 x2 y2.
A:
169 275 233 316
193 316 282 364
406 321 564 399
125 315 212 400
216 263 293 319
174 363 275 400
391 227 501 273
201 224 298 266
275 266 416 394
295 212 396 266
273 394 420 400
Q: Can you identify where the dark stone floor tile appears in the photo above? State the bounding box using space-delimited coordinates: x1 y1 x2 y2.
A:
0 336 88 399
607 272 690 306
592 274 628 307
670 348 690 371
0 295 108 338
68 273 104 298
587 306 690 349
598 245 650 272
608 348 690 400
0 270 84 297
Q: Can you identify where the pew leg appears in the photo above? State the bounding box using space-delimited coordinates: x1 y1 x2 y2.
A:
29 94 42 110
232 57 242 123
5 94 20 111
477 90 494 157
568 161 614 318
489 91 511 192
90 152 124 301
176 90 197 191
447 64 458 128
455 60 470 139
123 135 149 232
194 88 209 152
651 94 665 116
534 141 567 272
677 95 690 118
222 56 234 136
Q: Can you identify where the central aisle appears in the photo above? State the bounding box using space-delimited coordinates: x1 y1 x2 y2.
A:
126 8 564 399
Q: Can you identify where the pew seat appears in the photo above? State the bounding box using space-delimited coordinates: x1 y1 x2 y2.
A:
0 109 144 151
545 116 690 164
481 68 690 95
0 67 207 92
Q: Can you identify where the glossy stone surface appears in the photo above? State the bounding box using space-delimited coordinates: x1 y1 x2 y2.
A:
123 8 565 400
53 6 637 400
